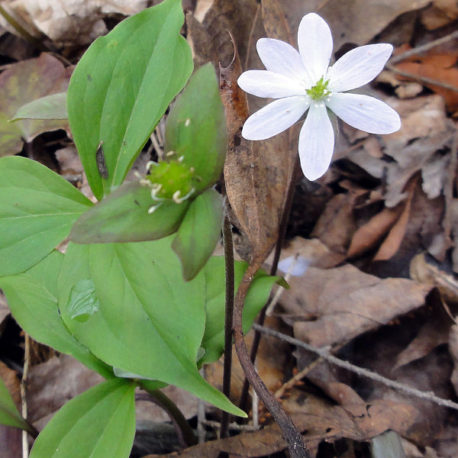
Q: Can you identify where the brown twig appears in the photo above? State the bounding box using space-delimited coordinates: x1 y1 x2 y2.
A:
386 64 458 93
239 156 301 411
233 263 310 457
220 214 235 439
253 324 458 412
390 30 458 64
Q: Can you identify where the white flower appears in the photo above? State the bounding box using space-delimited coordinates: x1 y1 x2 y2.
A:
237 13 401 181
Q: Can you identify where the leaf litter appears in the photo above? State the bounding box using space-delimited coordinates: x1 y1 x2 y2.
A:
0 0 457 456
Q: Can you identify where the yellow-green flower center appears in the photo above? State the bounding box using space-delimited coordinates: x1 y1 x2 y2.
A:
147 160 195 201
306 76 331 100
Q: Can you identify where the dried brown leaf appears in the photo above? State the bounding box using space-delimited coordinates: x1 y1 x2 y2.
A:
395 54 458 114
348 205 403 259
221 45 293 262
261 0 292 43
280 264 431 347
312 193 358 255
145 391 418 458
373 184 414 261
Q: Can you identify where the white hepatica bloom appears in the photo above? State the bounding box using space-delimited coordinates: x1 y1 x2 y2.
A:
237 13 401 181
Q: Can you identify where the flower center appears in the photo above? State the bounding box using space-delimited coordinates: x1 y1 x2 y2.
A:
146 159 195 203
306 76 331 100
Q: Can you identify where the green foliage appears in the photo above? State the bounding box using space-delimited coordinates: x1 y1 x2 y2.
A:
13 92 67 121
67 0 193 200
0 156 92 276
58 238 245 416
30 380 136 458
70 182 189 243
200 258 282 364
165 63 226 192
172 188 223 280
0 376 31 432
0 251 112 377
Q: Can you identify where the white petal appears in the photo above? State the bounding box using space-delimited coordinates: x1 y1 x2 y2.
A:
327 92 401 134
237 70 305 98
257 38 306 81
328 44 393 92
297 13 333 85
242 96 309 140
298 102 334 180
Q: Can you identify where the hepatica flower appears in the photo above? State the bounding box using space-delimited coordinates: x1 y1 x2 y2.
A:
238 13 401 180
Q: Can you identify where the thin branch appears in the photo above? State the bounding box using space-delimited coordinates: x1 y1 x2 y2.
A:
137 389 197 447
390 30 458 64
386 64 458 93
220 214 235 439
233 263 310 458
239 156 300 411
253 324 458 412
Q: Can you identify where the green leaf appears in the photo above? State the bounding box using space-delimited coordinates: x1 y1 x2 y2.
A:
30 379 136 458
67 0 193 200
0 251 112 378
58 239 245 416
70 181 189 243
0 156 92 276
165 63 226 192
0 54 70 156
0 376 31 432
12 92 67 121
200 258 281 365
172 188 223 281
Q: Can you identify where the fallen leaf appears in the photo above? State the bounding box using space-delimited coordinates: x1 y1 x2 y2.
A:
315 0 430 51
279 264 431 347
395 53 458 114
410 253 458 305
373 182 414 261
27 355 104 430
0 53 70 156
347 204 404 259
421 0 458 29
393 316 450 371
311 193 358 255
0 0 148 46
221 40 293 263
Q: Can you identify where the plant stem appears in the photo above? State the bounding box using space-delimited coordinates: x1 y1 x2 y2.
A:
137 387 197 447
233 262 310 458
239 156 300 411
220 214 235 438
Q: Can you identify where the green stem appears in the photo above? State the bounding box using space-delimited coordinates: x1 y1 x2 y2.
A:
138 386 197 447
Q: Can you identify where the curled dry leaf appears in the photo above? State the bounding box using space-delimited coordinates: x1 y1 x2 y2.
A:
220 39 293 263
0 0 148 46
279 263 431 347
